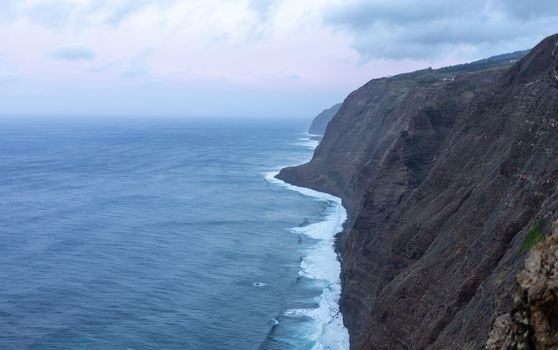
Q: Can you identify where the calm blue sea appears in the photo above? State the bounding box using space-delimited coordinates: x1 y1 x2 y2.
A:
0 119 348 350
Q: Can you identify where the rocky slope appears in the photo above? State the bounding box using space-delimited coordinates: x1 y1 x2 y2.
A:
309 103 342 135
278 34 558 349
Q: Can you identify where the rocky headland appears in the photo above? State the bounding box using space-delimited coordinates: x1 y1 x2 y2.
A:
309 103 342 136
278 34 558 349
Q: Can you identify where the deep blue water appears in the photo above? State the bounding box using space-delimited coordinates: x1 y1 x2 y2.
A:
0 120 345 350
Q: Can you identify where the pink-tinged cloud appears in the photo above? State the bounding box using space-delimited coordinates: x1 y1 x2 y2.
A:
0 0 554 118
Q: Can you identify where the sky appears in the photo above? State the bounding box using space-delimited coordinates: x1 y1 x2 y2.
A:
0 0 557 119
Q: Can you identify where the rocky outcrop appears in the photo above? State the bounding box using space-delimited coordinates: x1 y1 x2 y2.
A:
278 33 558 349
486 314 513 350
486 222 558 350
309 103 342 136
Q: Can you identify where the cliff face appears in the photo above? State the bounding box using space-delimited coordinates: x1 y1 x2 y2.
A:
278 34 558 349
309 103 342 136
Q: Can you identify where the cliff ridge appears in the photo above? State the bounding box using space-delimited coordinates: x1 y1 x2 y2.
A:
278 33 558 349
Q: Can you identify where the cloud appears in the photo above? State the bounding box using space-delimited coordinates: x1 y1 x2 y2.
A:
323 0 558 60
50 44 96 61
95 0 177 26
3 0 557 118
498 0 558 19
122 60 151 78
0 72 18 85
88 63 113 73
28 2 75 27
249 0 276 18
121 52 152 78
0 1 17 19
0 0 178 28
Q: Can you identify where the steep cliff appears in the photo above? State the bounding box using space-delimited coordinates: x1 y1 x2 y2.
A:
309 103 342 136
278 34 558 349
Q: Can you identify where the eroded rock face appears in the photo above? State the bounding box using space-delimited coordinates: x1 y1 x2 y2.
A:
486 223 558 350
518 233 558 348
279 33 558 350
552 41 558 83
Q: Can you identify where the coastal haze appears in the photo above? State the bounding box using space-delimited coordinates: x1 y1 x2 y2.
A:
2 1 558 350
0 0 556 119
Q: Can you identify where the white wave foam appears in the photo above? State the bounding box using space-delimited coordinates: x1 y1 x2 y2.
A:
290 133 320 150
264 158 349 350
293 137 320 150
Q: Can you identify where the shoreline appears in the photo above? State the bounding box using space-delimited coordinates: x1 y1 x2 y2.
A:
265 159 349 349
265 171 349 349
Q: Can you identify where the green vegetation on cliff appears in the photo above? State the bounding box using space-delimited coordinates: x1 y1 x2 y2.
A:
519 222 546 254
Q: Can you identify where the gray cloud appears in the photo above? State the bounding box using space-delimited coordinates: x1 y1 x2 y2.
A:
50 45 95 61
499 0 558 19
0 0 178 27
324 0 558 60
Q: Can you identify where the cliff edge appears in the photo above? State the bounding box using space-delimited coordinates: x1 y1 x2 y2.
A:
309 103 342 136
278 33 558 349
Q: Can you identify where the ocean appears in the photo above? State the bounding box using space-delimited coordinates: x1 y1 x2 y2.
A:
0 119 348 350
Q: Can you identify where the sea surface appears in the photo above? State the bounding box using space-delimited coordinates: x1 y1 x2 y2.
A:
0 119 348 350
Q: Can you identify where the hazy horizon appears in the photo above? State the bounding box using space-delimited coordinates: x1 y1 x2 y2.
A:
1 0 557 119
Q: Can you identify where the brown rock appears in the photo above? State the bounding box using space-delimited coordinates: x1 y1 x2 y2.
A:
486 222 558 350
517 233 558 348
486 314 512 350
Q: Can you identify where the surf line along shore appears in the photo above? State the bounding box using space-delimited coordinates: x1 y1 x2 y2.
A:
265 160 349 350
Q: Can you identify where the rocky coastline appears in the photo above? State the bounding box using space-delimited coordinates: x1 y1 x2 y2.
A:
278 33 558 349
